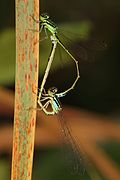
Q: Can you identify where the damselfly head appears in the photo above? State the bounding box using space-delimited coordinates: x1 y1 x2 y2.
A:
40 13 50 20
48 87 58 95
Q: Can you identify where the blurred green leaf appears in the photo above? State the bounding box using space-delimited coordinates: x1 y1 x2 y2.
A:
0 29 15 85
0 159 10 180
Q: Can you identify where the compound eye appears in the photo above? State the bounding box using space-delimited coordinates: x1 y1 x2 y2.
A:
45 14 49 19
49 87 58 94
41 13 49 19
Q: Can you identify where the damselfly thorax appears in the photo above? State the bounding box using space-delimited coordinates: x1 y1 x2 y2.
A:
38 87 65 115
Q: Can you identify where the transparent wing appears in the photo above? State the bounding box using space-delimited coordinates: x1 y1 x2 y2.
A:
69 39 107 62
57 31 107 62
58 112 86 175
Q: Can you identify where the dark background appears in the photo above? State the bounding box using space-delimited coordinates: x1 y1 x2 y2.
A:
0 0 120 180
1 0 120 114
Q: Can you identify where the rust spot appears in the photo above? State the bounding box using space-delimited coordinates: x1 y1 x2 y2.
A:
25 73 27 81
30 63 32 71
28 128 31 135
26 84 28 91
32 118 35 127
22 52 25 62
30 143 33 151
34 37 39 47
22 170 24 177
15 117 20 126
28 171 31 177
13 143 18 159
28 121 31 134
25 31 28 40
25 74 29 91
32 84 36 95
28 152 30 159
17 87 20 95
14 143 18 154
18 153 21 161
16 104 19 110
35 59 37 71
18 53 20 63
28 46 32 60
28 74 30 80
24 0 28 4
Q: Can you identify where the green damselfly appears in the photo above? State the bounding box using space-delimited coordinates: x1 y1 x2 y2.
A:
31 13 80 101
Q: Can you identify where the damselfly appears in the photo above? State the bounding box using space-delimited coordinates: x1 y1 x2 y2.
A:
30 14 80 101
37 86 86 174
30 14 102 174
31 13 106 101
